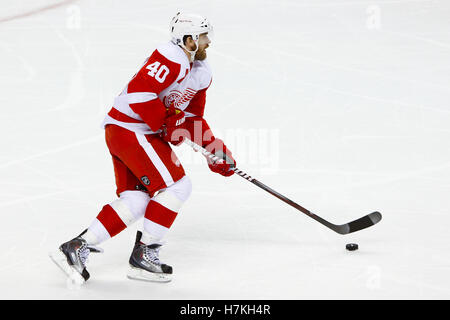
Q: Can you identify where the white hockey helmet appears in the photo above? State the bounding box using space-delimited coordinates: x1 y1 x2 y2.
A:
170 12 213 61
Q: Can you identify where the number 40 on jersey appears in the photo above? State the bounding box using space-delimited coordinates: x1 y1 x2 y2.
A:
146 61 169 83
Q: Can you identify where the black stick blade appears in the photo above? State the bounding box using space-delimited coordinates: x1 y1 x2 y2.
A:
333 211 382 235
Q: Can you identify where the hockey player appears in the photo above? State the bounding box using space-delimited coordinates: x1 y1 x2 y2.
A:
50 13 236 284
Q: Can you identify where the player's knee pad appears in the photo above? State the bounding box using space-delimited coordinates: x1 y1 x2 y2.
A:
114 190 151 222
167 175 192 202
153 175 192 212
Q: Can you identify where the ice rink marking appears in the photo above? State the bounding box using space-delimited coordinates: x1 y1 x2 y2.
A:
0 0 80 24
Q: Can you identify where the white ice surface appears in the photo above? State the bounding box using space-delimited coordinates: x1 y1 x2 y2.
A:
0 0 449 299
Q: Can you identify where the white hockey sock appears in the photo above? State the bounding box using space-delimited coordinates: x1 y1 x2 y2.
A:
81 228 101 245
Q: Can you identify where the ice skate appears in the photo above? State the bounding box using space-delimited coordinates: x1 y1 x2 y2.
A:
49 231 102 286
127 231 173 283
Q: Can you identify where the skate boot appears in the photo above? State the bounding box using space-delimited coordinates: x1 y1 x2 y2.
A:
127 231 173 283
49 230 102 286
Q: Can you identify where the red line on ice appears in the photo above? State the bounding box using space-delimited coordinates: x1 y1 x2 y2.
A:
0 0 79 24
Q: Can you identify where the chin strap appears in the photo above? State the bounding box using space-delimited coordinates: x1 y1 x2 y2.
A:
180 37 200 62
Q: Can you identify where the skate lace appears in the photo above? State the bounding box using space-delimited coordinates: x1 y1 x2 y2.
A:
143 246 161 265
77 243 90 266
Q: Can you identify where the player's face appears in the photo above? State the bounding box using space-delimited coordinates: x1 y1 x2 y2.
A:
194 33 211 61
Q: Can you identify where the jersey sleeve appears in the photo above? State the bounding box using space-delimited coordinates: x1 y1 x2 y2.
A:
184 115 216 148
184 74 213 145
183 85 209 117
127 50 182 131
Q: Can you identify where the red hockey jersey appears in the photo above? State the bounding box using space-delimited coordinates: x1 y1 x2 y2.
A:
103 41 213 141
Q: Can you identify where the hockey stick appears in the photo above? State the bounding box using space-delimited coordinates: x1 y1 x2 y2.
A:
183 138 382 235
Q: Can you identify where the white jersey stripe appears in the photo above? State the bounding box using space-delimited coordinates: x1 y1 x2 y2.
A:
101 114 157 134
119 92 158 104
135 133 175 187
113 91 158 121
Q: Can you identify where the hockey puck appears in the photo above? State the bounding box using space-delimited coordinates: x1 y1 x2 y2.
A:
346 243 358 251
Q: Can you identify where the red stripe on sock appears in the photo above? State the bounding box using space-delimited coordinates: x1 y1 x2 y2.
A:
145 201 178 228
97 204 127 237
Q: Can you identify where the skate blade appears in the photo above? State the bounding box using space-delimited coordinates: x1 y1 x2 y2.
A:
49 250 86 287
127 266 172 283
